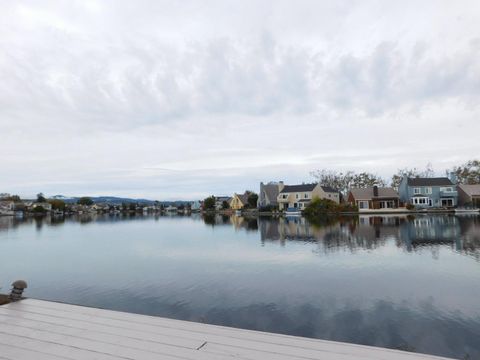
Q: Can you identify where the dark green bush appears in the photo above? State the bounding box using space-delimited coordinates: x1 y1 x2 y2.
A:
32 205 46 213
304 198 357 216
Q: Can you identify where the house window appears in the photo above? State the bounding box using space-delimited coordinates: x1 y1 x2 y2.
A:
282 194 287 199
380 201 395 208
358 201 369 209
441 198 454 207
425 187 432 194
304 193 308 198
414 188 421 194
440 187 453 192
412 197 429 205
296 194 299 199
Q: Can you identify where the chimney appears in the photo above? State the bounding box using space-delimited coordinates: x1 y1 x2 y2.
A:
373 185 379 197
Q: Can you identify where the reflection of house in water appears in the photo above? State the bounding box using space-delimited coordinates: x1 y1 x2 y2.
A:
347 216 403 249
357 215 404 237
258 217 281 241
399 215 462 251
259 216 331 244
258 216 389 252
278 217 315 240
230 216 258 231
456 215 480 260
202 214 231 227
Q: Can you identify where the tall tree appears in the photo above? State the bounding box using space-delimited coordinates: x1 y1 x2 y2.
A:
390 163 436 189
36 193 46 203
48 199 66 211
311 170 384 195
247 192 259 208
77 197 94 206
222 200 230 210
447 159 480 184
203 196 215 210
351 172 386 188
310 170 354 195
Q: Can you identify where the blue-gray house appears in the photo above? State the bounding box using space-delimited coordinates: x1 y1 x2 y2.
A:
398 176 458 208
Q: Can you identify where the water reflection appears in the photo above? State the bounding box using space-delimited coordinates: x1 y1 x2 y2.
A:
3 213 480 260
255 214 480 260
1 213 480 359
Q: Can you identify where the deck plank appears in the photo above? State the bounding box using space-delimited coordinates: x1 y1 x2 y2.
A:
0 319 242 360
1 305 378 359
0 333 124 360
0 299 454 360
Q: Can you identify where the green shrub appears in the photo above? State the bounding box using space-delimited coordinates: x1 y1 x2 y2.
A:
258 205 277 212
406 203 415 210
303 198 356 216
32 205 46 214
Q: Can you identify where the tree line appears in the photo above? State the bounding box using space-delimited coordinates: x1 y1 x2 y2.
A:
311 159 480 195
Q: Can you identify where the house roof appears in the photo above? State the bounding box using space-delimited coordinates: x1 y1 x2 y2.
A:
458 184 480 197
320 186 338 193
236 193 250 205
280 184 317 193
406 177 454 186
349 187 399 200
215 196 231 202
262 184 280 202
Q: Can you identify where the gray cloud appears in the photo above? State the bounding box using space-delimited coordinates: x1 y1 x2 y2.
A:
1 1 480 198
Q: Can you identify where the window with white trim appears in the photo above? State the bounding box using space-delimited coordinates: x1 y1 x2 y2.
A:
358 201 369 209
440 187 454 192
414 188 421 194
425 187 432 194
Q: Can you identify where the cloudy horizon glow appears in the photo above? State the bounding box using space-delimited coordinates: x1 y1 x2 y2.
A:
1 1 480 200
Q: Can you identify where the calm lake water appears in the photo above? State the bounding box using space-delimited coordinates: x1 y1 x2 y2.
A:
1 213 480 359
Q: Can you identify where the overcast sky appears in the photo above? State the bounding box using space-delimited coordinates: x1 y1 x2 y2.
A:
1 1 479 200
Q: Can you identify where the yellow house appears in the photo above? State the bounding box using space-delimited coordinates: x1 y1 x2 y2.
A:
230 192 250 210
277 183 340 211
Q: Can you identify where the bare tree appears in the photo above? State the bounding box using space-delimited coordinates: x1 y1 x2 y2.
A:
311 169 385 195
447 159 480 184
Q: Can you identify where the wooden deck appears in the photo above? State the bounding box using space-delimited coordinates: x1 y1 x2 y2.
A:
0 298 454 360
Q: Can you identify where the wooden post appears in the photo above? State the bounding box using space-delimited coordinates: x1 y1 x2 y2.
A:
9 280 27 301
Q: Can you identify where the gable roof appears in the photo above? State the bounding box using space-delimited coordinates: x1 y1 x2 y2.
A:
458 184 480 197
280 184 317 193
236 193 250 205
349 187 399 200
406 177 454 186
320 186 338 193
262 183 280 202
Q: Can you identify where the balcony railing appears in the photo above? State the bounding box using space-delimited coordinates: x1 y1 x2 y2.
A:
440 190 458 197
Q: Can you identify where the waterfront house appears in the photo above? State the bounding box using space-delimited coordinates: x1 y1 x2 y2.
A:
230 192 250 210
348 186 400 210
0 200 15 216
457 184 480 208
27 202 53 212
398 176 458 208
258 181 283 209
277 183 340 211
191 200 202 211
215 196 232 210
165 205 178 212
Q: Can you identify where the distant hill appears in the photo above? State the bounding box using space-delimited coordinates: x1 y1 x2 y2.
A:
50 195 193 206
